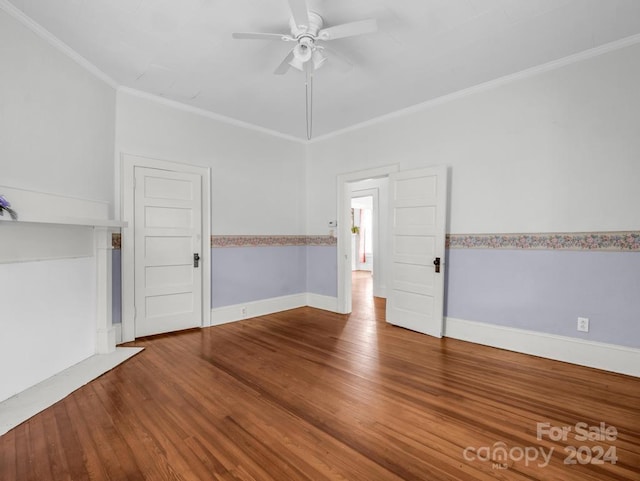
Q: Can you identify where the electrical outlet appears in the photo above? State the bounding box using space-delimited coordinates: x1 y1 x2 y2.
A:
241 306 247 318
577 317 589 332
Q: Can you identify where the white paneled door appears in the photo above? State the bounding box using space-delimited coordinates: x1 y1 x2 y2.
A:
386 166 448 337
134 167 203 337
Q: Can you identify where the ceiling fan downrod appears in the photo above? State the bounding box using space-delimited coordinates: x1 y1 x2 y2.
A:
305 71 313 140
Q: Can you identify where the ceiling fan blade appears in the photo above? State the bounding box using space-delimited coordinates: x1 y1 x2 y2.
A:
318 19 378 41
232 32 293 41
274 49 295 75
287 0 309 28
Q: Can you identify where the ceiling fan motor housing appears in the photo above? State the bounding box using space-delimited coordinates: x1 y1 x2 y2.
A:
290 11 323 38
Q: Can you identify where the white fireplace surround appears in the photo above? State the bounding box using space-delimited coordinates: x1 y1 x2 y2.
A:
0 185 126 402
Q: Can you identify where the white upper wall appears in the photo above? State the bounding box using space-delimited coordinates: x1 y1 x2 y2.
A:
4 1 639 237
0 9 116 206
115 91 307 235
307 42 640 235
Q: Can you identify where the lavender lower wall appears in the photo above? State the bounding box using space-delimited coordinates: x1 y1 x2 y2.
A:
111 244 334 321
111 238 638 351
445 249 640 348
211 246 307 307
112 249 121 324
307 246 338 297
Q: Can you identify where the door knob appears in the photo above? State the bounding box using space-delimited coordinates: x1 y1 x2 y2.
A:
193 253 200 268
433 257 441 273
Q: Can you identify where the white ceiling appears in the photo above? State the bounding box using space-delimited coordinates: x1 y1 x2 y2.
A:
6 0 640 140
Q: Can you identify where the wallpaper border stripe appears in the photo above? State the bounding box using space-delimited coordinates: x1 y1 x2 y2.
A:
446 231 640 251
110 234 337 249
112 231 640 251
211 235 337 247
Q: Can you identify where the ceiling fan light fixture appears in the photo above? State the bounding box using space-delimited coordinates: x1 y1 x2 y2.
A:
288 55 305 71
312 50 326 70
293 43 312 63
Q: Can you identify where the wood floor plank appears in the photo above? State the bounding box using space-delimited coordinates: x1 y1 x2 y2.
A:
51 401 89 480
1 271 639 480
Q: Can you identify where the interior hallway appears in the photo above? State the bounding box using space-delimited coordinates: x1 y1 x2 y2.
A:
350 269 381 320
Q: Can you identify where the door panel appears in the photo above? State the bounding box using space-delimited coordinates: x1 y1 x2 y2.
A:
145 206 193 228
386 166 448 338
146 292 194 318
145 265 193 288
395 206 435 229
144 176 194 199
134 167 203 337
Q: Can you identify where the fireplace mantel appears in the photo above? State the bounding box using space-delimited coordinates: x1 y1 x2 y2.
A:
0 185 123 359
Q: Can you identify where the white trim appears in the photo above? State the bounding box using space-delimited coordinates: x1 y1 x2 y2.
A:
0 0 118 89
310 33 640 144
118 88 306 145
120 154 212 342
94 227 116 354
306 293 339 313
211 294 307 326
0 347 142 435
445 317 640 378
337 165 399 314
211 293 340 326
0 184 115 224
0 217 124 229
114 322 122 345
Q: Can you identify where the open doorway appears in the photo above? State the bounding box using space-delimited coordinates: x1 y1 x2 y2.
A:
337 164 448 337
351 195 374 273
350 194 375 313
337 164 398 314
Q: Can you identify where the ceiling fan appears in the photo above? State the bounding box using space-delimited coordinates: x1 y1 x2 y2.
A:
231 0 378 139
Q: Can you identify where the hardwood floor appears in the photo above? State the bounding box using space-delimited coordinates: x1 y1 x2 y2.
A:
2 272 639 480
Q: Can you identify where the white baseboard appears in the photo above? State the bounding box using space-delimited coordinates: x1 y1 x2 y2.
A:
114 322 122 345
96 327 116 354
445 317 640 378
306 293 339 312
373 287 387 299
211 293 307 326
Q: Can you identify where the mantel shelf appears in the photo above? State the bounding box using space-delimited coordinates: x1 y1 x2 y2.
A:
0 216 127 228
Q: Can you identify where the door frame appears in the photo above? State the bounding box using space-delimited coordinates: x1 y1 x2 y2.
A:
120 153 211 343
337 164 398 314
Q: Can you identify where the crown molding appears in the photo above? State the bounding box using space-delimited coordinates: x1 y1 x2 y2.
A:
310 33 640 144
117 87 307 145
1 0 303 143
0 0 118 89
